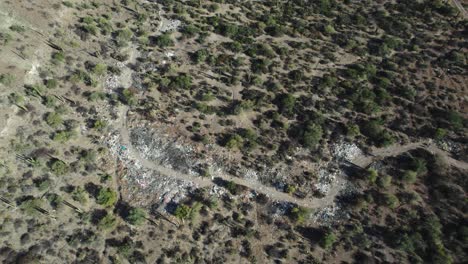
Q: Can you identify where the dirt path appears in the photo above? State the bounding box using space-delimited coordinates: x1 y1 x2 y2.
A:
352 140 468 170
116 106 343 209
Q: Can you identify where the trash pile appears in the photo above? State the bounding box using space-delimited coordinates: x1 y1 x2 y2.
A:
130 127 202 176
331 142 363 161
314 168 339 196
160 18 181 33
106 131 196 207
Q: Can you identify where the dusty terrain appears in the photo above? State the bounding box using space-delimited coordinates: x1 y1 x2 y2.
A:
0 0 466 263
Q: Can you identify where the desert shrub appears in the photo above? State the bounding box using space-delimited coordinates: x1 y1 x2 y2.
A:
154 33 174 47
182 24 199 38
92 63 107 76
195 102 216 114
0 32 13 44
224 134 243 149
320 231 337 250
367 168 378 183
225 181 240 195
121 89 137 106
402 170 418 184
49 159 69 175
92 119 107 131
52 51 65 64
447 111 464 131
99 212 117 230
174 204 191 220
192 49 209 64
126 208 146 225
346 124 360 138
45 79 58 89
0 73 15 86
377 174 392 188
88 91 106 101
36 178 51 191
20 198 43 215
361 120 395 147
302 123 323 148
45 112 63 128
240 129 258 151
251 58 272 73
53 130 76 142
288 69 304 83
96 187 118 207
72 186 88 204
382 193 399 209
410 157 427 176
10 24 25 33
171 74 192 89
265 24 284 37
8 93 24 106
275 93 296 116
69 70 93 85
285 184 296 194
43 95 56 108
289 206 309 223
115 28 133 46
433 128 447 140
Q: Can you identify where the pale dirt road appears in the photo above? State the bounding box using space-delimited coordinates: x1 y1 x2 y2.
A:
116 106 467 209
353 140 468 170
116 106 342 209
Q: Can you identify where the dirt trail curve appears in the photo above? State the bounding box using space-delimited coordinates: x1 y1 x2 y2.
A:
117 106 342 209
451 0 467 18
353 140 468 170
116 107 467 208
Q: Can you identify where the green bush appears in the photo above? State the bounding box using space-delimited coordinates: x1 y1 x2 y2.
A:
96 187 118 207
192 49 209 64
0 32 13 44
320 231 337 250
174 204 191 220
10 25 25 33
171 74 192 89
99 212 117 230
49 159 69 175
285 184 296 194
377 174 392 188
121 89 137 106
92 63 107 76
224 134 243 149
53 130 76 142
115 28 133 46
126 208 146 225
410 157 427 176
434 128 447 140
45 79 58 89
346 124 360 138
92 119 107 131
302 123 323 148
45 112 63 128
289 206 309 223
52 51 65 64
276 94 296 115
383 193 399 209
367 168 378 183
402 170 418 184
72 186 88 204
155 33 174 47
0 73 15 86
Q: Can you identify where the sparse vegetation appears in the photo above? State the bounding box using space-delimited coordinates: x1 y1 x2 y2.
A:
0 0 466 263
